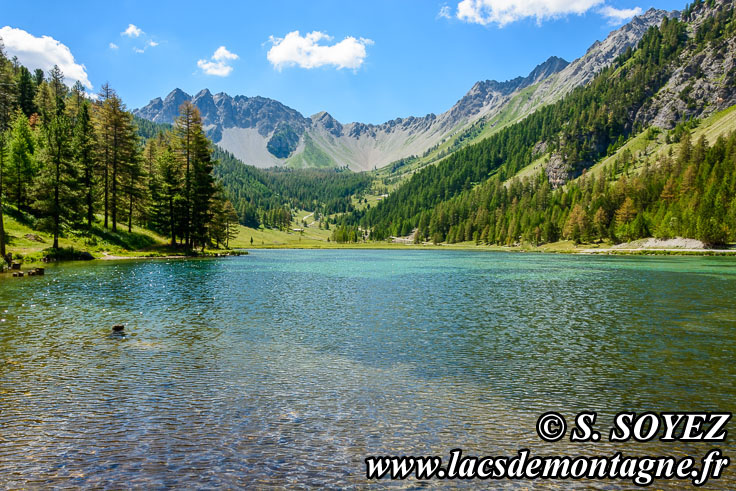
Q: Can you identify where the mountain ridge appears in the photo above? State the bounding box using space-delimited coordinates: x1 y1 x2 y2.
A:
134 8 677 171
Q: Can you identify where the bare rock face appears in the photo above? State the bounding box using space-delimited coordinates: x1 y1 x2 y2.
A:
545 153 594 189
545 153 570 189
532 141 548 158
446 56 569 123
523 8 678 111
636 1 736 129
311 111 343 138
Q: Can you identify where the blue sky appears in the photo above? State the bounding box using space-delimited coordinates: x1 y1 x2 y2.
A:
3 0 681 124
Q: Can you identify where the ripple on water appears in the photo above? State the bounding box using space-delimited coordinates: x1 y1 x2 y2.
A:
0 251 734 488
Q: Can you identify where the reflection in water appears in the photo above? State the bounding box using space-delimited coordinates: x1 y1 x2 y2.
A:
0 251 734 488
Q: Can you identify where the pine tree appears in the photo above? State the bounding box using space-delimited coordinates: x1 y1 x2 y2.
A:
223 200 239 248
94 85 138 231
32 69 44 87
34 85 80 248
33 81 56 120
174 101 199 247
8 111 35 209
123 147 144 233
156 146 181 246
94 83 114 228
190 125 215 248
73 101 96 228
0 40 16 132
0 130 8 260
16 66 36 117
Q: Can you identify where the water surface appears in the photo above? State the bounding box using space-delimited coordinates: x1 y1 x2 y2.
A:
0 250 734 488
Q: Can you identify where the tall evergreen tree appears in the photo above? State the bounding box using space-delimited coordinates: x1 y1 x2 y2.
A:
94 85 138 231
8 111 35 209
156 146 181 246
16 66 36 118
34 78 80 249
0 130 8 260
0 39 16 133
74 101 96 228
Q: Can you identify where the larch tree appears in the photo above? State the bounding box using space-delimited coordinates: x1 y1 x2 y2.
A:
0 131 8 260
73 101 97 229
94 85 138 231
8 111 35 210
189 122 216 249
34 73 80 249
93 83 114 228
16 66 36 118
174 101 198 247
156 146 181 246
0 41 14 260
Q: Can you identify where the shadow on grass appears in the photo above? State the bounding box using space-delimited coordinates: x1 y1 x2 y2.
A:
81 225 159 250
4 206 35 227
44 247 94 261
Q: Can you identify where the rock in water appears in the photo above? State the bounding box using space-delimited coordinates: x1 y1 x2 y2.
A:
112 324 125 332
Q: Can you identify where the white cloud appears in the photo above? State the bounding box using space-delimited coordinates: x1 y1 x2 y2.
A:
456 0 604 26
109 42 119 50
599 5 642 24
197 46 239 76
213 46 237 61
438 5 453 19
133 47 145 54
122 24 143 38
0 26 93 89
148 40 159 47
267 31 373 71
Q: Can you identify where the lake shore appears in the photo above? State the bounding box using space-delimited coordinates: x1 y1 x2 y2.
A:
6 237 735 269
239 238 736 256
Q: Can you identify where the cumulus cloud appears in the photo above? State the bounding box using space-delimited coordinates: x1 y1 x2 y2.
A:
267 31 373 71
0 26 93 89
438 5 453 19
213 46 238 61
599 5 642 23
109 42 118 50
197 46 239 76
122 24 143 38
148 40 159 47
456 0 604 26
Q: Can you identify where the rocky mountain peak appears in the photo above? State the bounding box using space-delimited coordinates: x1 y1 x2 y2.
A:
526 56 569 85
311 111 343 137
447 55 570 123
134 10 678 170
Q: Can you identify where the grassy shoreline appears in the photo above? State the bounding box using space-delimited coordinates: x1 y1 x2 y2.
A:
241 240 736 256
3 207 734 271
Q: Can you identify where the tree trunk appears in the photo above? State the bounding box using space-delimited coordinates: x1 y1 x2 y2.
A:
53 149 60 249
0 150 6 261
16 167 21 210
185 113 191 248
104 158 108 228
86 165 93 229
112 127 118 232
169 196 175 247
128 173 133 233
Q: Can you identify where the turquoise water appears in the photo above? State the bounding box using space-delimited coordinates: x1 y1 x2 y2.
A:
0 250 734 487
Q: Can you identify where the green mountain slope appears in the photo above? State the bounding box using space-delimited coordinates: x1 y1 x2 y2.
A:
346 0 736 247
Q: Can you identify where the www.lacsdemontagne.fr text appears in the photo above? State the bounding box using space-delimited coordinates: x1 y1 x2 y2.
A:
365 448 729 486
